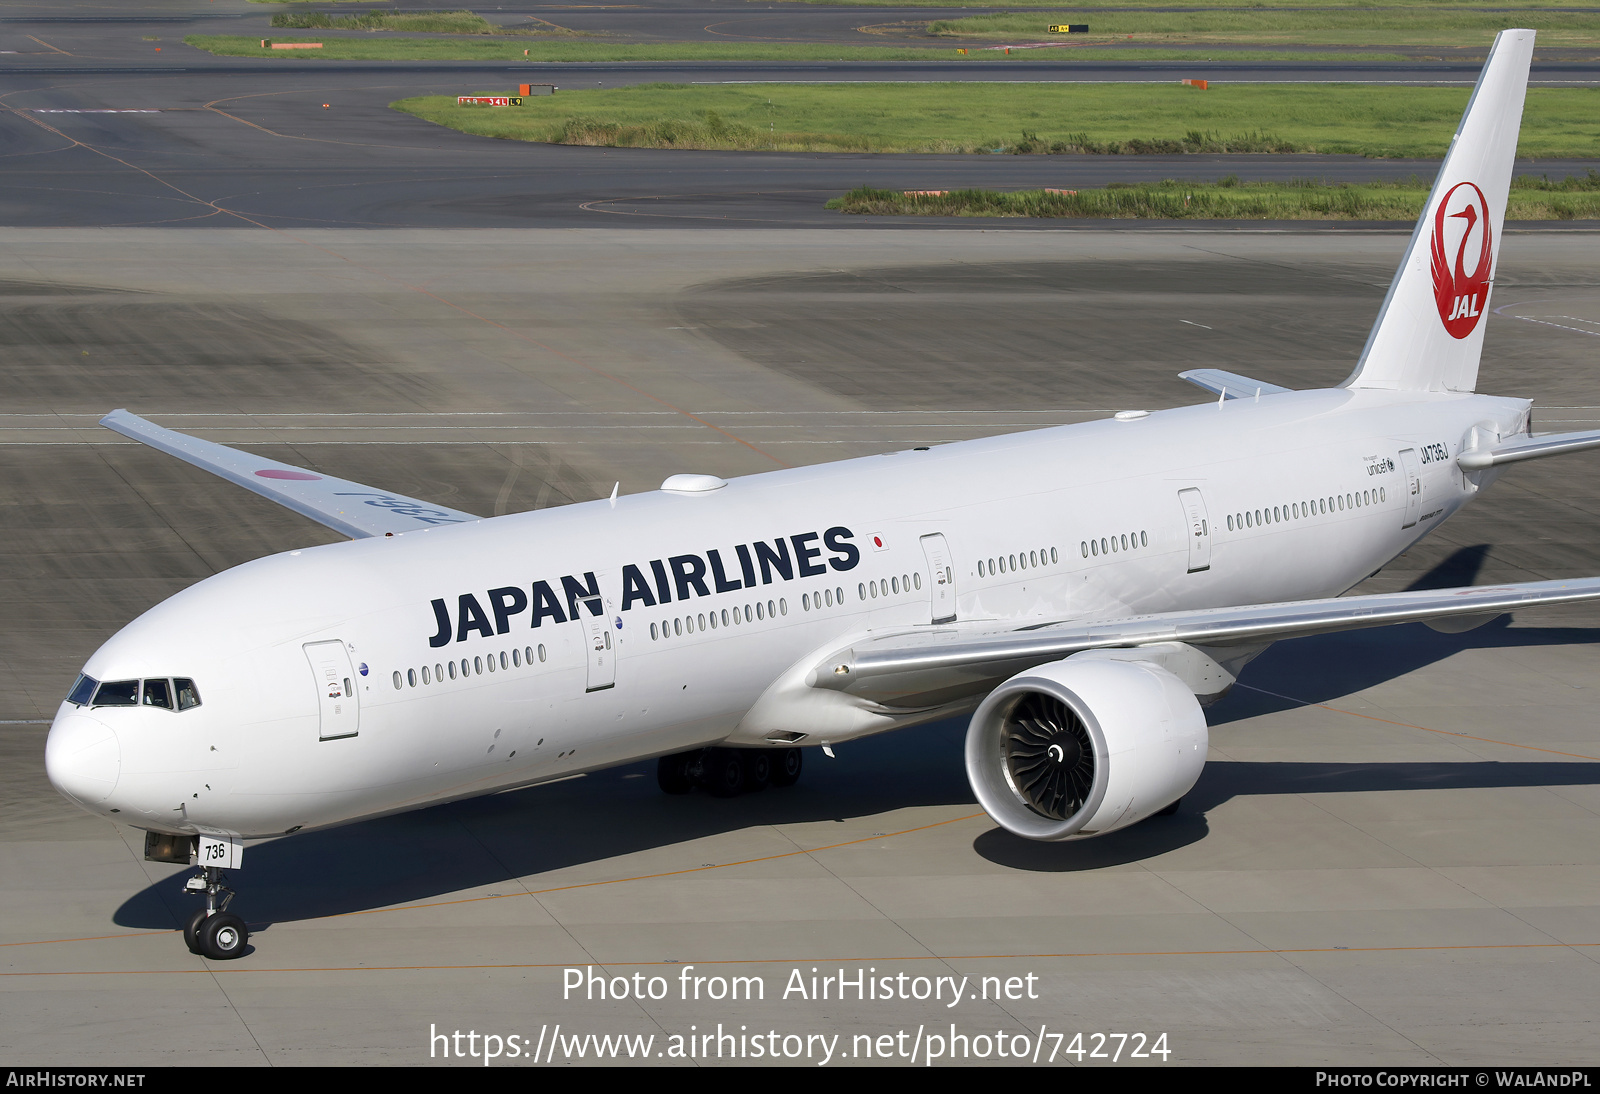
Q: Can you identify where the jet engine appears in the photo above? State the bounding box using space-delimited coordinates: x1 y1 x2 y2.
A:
964 654 1208 841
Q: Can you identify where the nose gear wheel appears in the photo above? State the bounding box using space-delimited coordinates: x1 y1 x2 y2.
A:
1002 692 1095 821
183 866 249 960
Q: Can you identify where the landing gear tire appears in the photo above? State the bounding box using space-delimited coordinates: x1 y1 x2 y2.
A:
741 751 771 792
195 912 248 960
183 907 207 954
702 749 745 798
1156 798 1181 817
183 865 242 959
657 753 695 794
770 747 803 788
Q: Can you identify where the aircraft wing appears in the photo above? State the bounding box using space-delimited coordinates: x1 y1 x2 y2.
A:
101 410 481 540
1178 369 1293 400
814 576 1600 705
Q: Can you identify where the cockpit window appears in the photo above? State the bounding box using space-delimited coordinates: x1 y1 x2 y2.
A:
143 679 173 710
79 677 201 711
92 680 139 707
174 678 201 711
67 675 99 707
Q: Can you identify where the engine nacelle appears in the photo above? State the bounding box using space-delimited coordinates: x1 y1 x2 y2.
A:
964 654 1208 841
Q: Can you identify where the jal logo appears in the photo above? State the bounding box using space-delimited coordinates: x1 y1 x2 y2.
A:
1430 181 1492 339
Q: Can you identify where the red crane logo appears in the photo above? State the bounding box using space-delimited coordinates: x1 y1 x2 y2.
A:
1430 181 1493 339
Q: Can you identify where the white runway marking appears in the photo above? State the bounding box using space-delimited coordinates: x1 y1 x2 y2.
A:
1518 315 1600 338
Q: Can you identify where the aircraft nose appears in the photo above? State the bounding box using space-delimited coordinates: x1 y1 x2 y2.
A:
45 710 121 808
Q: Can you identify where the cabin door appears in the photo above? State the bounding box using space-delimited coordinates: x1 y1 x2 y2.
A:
920 533 957 624
1399 448 1422 528
304 640 359 740
1178 488 1212 574
581 583 617 693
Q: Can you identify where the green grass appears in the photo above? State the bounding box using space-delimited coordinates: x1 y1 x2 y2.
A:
268 10 526 35
921 9 1600 48
184 35 1420 62
826 173 1600 219
188 35 990 61
391 83 1600 159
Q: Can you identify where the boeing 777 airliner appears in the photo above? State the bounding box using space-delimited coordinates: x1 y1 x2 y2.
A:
44 30 1600 960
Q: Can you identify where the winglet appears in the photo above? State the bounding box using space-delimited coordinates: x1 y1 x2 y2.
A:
1341 28 1535 394
101 410 480 540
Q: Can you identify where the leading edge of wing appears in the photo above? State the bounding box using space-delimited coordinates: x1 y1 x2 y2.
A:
822 577 1600 697
101 410 481 540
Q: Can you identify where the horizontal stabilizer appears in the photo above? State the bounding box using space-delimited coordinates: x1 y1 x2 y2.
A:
816 575 1600 705
100 410 480 540
1457 428 1600 470
1179 369 1292 400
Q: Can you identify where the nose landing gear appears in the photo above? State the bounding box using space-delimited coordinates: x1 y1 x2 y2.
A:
183 866 249 960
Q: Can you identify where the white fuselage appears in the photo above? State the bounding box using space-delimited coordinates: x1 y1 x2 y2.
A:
46 386 1529 840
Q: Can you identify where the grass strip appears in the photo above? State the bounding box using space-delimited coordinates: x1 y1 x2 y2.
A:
390 83 1600 159
826 173 1600 219
268 11 534 35
185 34 1416 62
920 9 1600 48
187 35 988 61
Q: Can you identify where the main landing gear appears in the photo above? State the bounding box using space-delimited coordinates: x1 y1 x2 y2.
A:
183 866 249 960
657 747 803 798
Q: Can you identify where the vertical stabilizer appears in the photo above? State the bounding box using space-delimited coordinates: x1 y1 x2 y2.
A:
1342 28 1534 394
